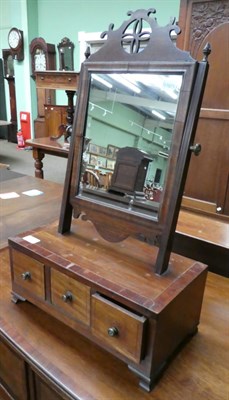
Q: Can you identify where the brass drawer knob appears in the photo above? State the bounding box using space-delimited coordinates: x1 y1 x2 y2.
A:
21 271 31 280
190 143 201 156
107 326 119 337
62 291 73 302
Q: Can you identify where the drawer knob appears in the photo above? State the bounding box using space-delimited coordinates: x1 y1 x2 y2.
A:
107 326 119 337
190 143 201 156
21 271 31 280
62 291 73 302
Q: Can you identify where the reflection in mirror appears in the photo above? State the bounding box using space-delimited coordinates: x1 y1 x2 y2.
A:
79 72 183 219
58 37 74 71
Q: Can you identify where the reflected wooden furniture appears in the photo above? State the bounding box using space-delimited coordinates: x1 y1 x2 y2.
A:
83 169 113 189
108 147 153 196
26 137 69 179
1 247 228 400
34 71 79 138
83 169 101 187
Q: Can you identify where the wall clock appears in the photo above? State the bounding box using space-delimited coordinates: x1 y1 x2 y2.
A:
30 37 56 76
8 28 24 61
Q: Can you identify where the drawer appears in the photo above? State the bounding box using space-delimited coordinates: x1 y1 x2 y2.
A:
11 250 45 300
51 269 90 326
36 72 79 90
91 294 146 363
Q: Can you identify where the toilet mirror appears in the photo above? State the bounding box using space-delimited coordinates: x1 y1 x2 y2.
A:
59 8 210 274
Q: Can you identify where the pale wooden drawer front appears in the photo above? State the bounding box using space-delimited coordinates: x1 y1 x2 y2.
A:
91 294 146 363
36 73 78 90
12 250 45 299
51 269 90 326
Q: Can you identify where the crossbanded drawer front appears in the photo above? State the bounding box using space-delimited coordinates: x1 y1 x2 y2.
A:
91 293 146 363
11 249 45 299
51 269 90 326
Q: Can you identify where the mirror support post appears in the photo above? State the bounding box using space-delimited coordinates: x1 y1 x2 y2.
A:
155 60 210 275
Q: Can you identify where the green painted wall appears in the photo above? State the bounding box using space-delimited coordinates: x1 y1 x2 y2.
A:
37 0 180 70
0 0 180 137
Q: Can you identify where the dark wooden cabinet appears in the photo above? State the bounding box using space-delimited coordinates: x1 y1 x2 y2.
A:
34 71 79 138
0 340 29 399
44 105 68 137
177 0 229 215
2 49 17 142
4 77 17 143
0 337 69 400
33 377 64 400
109 147 153 195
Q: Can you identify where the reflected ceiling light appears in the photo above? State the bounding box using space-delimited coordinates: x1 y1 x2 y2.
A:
164 88 178 100
111 74 141 94
92 74 113 89
152 110 166 120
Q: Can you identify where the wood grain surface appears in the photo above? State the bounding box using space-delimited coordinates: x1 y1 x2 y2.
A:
0 248 228 399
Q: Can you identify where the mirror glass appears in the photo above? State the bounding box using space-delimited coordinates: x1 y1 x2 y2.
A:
6 54 14 76
58 37 74 71
78 72 183 220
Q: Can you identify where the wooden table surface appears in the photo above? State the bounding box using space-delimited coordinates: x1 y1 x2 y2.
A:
175 209 229 276
0 174 63 249
0 248 228 400
177 209 229 248
26 137 69 155
26 137 69 178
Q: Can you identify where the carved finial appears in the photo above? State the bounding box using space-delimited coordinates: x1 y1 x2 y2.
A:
202 42 211 62
84 46 91 59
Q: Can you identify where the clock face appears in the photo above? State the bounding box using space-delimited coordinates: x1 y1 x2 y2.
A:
34 49 46 71
8 29 20 49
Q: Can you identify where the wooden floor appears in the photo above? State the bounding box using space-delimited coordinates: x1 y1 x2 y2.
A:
0 248 228 399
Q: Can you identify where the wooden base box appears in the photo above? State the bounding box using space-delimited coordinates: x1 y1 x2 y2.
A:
8 219 208 391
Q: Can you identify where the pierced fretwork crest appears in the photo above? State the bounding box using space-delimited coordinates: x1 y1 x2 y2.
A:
88 8 188 62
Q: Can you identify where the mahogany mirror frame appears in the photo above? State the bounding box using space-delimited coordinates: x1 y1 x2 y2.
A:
57 37 74 71
59 8 210 275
